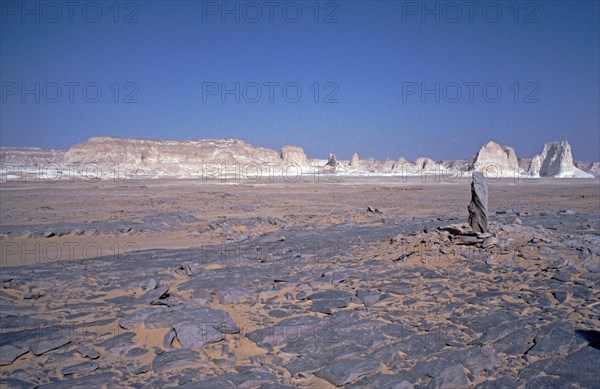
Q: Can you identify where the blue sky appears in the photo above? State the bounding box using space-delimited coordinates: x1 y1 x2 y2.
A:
1 1 599 161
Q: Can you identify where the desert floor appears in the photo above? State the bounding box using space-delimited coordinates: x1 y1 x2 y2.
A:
0 177 599 388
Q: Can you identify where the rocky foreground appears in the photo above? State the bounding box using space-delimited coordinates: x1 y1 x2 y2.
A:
0 178 599 388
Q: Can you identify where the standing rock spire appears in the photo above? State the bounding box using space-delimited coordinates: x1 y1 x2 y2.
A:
468 172 489 234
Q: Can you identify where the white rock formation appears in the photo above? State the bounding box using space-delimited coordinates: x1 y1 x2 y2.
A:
350 153 359 168
528 141 594 178
326 153 337 167
414 157 439 172
392 157 407 170
56 137 285 177
0 147 65 165
471 141 523 177
280 145 311 168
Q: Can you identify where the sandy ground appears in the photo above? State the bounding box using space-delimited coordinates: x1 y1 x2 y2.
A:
0 177 599 388
2 177 598 266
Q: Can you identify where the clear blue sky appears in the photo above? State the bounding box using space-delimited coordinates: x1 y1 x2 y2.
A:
1 1 599 161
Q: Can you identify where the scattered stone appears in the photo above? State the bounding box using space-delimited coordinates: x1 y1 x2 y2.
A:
584 260 600 273
76 344 100 359
163 329 176 348
216 289 252 305
552 290 568 303
552 270 572 282
23 291 43 300
145 285 169 305
133 365 151 375
481 236 498 249
0 378 36 389
315 358 381 386
173 322 224 349
151 349 200 374
119 308 167 330
144 278 157 291
29 337 70 356
357 291 381 307
61 362 99 375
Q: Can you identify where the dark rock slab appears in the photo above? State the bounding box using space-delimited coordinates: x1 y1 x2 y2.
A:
76 344 100 359
395 333 446 358
174 322 224 349
434 364 469 389
347 374 413 389
461 346 501 376
357 291 381 306
315 358 382 386
132 364 151 375
144 308 239 334
246 315 323 350
0 378 36 389
119 307 168 330
491 328 536 356
216 289 253 304
124 347 149 360
96 331 136 353
552 346 600 387
151 349 200 374
61 362 99 375
36 372 119 389
528 322 574 357
378 282 415 296
0 345 29 366
29 337 70 356
474 376 518 389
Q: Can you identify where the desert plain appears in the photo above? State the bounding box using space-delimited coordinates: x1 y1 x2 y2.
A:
0 176 599 388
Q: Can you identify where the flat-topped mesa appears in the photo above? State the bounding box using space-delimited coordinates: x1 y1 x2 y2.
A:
59 137 280 166
471 141 523 177
528 140 594 178
468 172 489 234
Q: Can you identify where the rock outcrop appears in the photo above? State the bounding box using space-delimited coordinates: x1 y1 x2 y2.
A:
0 147 66 165
414 157 439 171
350 153 359 168
471 141 522 176
528 141 594 178
392 157 408 170
326 153 337 167
60 137 280 166
280 145 311 168
575 161 600 177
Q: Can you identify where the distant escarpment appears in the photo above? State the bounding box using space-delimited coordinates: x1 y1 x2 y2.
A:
1 137 597 179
